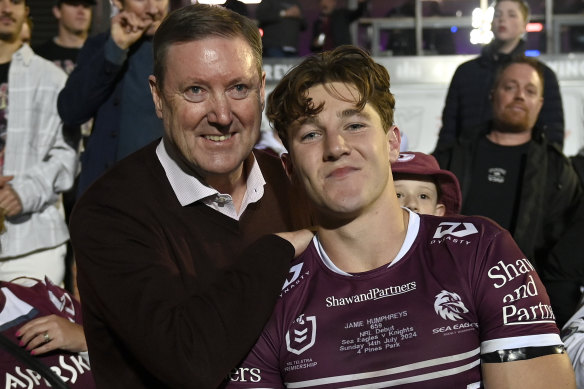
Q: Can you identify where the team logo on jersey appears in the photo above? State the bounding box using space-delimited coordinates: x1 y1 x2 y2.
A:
282 263 304 290
434 290 469 321
286 314 316 355
432 222 478 239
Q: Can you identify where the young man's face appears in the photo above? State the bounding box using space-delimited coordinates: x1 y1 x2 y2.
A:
394 178 445 216
0 0 28 42
492 63 543 134
284 82 400 221
113 0 168 36
54 2 92 35
492 0 527 44
150 36 266 184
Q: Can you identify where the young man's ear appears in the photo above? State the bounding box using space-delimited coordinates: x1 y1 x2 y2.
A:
435 203 446 217
281 153 294 180
387 125 401 163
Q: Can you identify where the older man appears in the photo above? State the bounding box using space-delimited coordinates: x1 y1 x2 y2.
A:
70 5 312 388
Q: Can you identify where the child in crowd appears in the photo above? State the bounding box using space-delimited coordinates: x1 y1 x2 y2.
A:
392 151 461 216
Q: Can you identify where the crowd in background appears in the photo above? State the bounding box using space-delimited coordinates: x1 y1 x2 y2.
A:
1 0 584 387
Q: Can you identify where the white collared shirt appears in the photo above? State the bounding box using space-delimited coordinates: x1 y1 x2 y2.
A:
0 44 75 258
156 140 266 220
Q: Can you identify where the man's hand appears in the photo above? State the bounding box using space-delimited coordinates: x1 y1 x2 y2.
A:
0 176 22 217
275 229 315 257
111 10 154 50
16 315 88 355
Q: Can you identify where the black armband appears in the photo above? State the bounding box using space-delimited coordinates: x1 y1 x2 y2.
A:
481 345 566 363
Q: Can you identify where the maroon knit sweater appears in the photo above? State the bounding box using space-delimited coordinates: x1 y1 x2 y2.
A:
70 141 312 388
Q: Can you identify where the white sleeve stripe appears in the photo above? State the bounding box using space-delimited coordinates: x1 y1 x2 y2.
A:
481 334 563 354
285 347 480 388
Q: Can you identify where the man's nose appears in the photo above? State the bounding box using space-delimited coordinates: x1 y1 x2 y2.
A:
323 132 350 160
207 93 233 127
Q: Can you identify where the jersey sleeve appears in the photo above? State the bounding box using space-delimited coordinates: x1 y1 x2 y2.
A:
471 225 562 356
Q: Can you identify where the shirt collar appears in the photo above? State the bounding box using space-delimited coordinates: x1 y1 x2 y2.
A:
156 139 266 209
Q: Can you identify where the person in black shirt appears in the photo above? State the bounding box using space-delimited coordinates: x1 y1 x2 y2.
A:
434 56 584 328
33 0 94 75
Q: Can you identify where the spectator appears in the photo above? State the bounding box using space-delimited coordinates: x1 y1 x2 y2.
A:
69 5 313 388
438 0 564 149
34 0 94 75
0 0 76 285
434 56 584 328
1 277 94 388
561 293 584 388
310 0 368 53
256 0 306 57
58 0 168 197
225 45 575 388
34 0 95 297
392 151 462 216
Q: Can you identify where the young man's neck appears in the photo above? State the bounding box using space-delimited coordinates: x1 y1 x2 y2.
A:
316 192 409 273
54 29 87 49
0 39 22 64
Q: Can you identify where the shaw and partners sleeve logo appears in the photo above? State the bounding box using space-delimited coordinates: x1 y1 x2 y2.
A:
487 258 555 325
434 290 469 321
286 314 317 355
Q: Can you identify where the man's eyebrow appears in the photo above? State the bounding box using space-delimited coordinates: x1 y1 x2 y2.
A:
338 109 370 120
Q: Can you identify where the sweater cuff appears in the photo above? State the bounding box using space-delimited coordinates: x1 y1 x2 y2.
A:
105 35 128 65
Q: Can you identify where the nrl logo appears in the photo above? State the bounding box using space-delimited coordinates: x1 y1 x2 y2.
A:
434 290 469 321
286 314 317 355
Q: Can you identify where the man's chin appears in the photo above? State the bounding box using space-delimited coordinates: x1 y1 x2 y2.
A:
494 118 530 134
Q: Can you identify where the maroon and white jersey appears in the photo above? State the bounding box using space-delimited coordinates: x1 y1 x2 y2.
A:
226 211 561 388
0 278 95 389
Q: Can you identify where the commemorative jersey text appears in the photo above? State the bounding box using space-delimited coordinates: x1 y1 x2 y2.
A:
226 214 559 388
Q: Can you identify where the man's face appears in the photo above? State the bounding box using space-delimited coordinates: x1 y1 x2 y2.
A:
319 0 336 15
114 0 168 36
150 36 265 184
284 82 400 221
394 178 445 216
492 63 543 134
54 3 92 35
0 0 28 42
492 0 527 44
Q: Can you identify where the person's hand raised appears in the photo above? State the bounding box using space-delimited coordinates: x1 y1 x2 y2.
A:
111 10 154 50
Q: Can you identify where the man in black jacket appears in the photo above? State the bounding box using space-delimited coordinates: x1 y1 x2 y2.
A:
434 56 584 328
438 0 564 149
